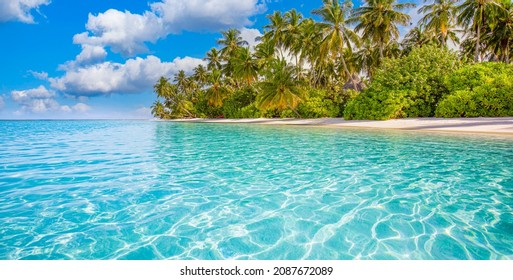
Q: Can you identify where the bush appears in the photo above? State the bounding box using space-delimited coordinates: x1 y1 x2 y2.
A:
222 87 258 118
297 89 343 118
435 63 513 117
344 45 463 120
193 92 223 118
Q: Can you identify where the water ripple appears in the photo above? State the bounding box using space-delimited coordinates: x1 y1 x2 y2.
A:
0 120 512 260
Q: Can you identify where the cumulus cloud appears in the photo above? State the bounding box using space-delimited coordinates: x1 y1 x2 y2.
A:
10 86 92 114
74 0 266 56
151 0 265 32
0 0 50 23
239 27 263 50
73 9 165 57
74 45 108 65
11 86 62 113
50 55 205 96
29 70 49 80
59 44 108 70
72 103 91 113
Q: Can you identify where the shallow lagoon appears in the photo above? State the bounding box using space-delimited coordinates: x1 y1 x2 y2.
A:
0 120 512 259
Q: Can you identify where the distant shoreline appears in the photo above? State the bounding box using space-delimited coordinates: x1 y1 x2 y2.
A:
169 117 513 137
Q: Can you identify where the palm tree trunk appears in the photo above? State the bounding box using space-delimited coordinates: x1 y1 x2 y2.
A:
340 56 357 89
506 40 510 64
288 105 301 118
475 24 481 62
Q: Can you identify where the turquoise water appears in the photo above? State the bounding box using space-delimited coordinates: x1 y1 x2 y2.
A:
0 120 512 260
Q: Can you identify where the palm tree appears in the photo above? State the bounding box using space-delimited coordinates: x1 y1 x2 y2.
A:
418 0 459 47
154 77 194 118
154 77 172 99
401 25 435 52
457 0 497 61
293 19 323 83
254 38 276 68
256 59 306 117
354 40 382 77
217 29 248 59
231 47 260 85
283 9 304 64
151 100 166 119
350 0 415 59
205 70 231 107
174 70 190 93
313 0 361 85
205 48 223 70
483 0 513 63
263 11 288 58
193 65 208 87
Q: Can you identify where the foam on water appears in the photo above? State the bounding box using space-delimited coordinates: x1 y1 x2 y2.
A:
0 120 512 259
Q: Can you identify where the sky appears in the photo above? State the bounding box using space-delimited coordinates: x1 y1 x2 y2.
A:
0 0 422 119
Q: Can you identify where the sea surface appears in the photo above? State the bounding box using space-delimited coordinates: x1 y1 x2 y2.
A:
0 120 512 260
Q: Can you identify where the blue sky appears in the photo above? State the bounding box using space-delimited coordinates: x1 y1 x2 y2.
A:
0 0 420 119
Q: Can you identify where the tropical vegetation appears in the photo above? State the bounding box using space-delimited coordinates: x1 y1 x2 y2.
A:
152 0 513 120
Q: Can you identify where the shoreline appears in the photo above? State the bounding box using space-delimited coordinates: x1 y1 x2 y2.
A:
170 117 513 137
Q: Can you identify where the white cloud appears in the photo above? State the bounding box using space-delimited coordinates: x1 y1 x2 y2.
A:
151 0 265 32
75 45 108 65
133 106 152 119
10 85 92 114
239 27 262 50
12 85 55 101
0 96 4 110
73 9 165 57
11 86 63 113
59 45 108 71
0 0 50 23
50 55 205 96
74 0 266 56
29 70 49 80
72 103 91 113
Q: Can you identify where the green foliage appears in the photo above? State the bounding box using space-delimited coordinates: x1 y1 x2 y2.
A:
222 87 259 118
296 89 343 118
152 2 513 121
193 92 223 118
344 45 462 120
435 63 513 117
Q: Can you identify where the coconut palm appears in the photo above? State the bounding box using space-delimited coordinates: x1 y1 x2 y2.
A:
401 25 435 52
205 48 223 70
483 0 513 63
293 19 323 83
256 59 306 117
193 65 208 86
231 47 260 85
154 77 194 118
254 38 276 68
174 70 190 93
263 11 288 58
205 69 231 107
217 29 248 59
312 0 361 85
154 77 173 99
151 100 167 119
418 0 459 47
283 9 304 64
457 0 498 61
350 0 415 59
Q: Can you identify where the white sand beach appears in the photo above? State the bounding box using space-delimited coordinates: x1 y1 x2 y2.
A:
171 118 513 136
